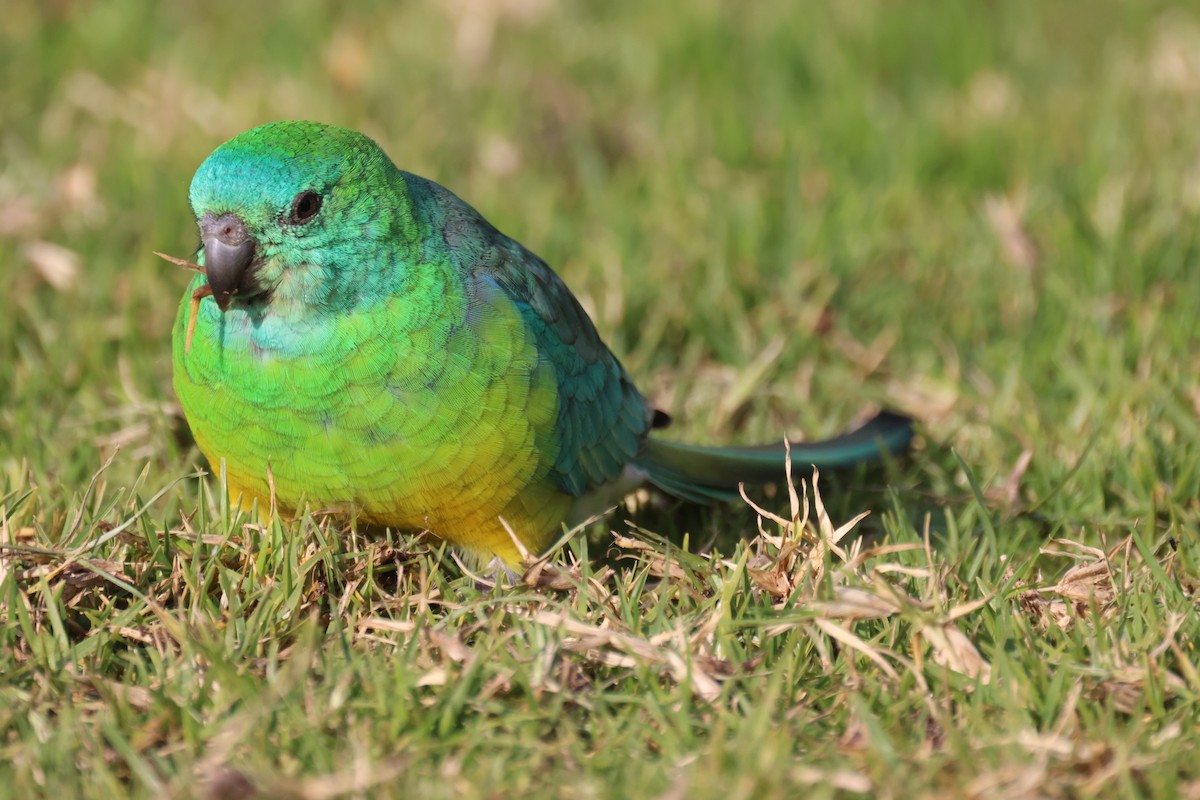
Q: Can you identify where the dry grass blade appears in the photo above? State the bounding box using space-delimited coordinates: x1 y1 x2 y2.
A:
152 250 206 275
811 618 899 680
916 623 992 683
1017 535 1131 631
524 608 727 702
153 250 210 352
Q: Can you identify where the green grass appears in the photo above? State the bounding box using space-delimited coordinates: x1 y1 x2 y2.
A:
3 0 1200 796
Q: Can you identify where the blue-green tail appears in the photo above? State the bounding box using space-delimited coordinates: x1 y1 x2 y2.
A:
638 411 913 504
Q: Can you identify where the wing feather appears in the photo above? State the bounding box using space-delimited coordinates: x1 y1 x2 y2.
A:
419 175 655 497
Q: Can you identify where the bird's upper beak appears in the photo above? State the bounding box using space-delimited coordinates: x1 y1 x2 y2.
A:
200 212 257 311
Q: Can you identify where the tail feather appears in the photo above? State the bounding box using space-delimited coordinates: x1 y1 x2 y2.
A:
637 411 914 503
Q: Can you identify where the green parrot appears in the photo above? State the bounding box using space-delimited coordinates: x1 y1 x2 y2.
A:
172 121 912 564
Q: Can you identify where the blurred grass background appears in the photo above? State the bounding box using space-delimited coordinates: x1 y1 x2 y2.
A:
2 0 1200 797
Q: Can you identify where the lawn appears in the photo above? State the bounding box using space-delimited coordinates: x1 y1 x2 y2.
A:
2 0 1199 797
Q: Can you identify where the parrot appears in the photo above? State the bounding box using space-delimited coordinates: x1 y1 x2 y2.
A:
170 121 913 565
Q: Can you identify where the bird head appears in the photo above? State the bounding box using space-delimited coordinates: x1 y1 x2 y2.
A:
187 121 409 313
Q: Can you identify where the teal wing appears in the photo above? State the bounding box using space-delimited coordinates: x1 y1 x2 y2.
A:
412 173 914 507
423 176 655 497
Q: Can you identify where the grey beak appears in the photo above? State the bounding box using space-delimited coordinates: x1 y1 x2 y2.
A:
200 213 256 311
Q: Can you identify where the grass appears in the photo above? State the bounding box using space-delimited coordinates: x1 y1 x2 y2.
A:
2 0 1200 796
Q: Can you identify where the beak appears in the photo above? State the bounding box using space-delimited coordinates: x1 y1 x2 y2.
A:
200 213 257 311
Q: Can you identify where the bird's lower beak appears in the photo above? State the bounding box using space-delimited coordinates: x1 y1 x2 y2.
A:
200 212 257 312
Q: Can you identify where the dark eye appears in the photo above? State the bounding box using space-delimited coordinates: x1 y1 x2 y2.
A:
289 190 322 224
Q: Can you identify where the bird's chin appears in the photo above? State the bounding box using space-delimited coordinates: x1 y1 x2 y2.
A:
213 264 272 310
230 290 271 311
212 285 271 314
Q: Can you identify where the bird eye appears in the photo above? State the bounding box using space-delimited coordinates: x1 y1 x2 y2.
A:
289 190 322 224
